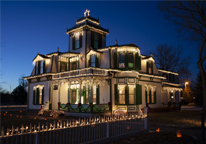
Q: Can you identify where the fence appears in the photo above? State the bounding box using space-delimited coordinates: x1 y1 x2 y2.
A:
0 110 148 144
0 105 27 112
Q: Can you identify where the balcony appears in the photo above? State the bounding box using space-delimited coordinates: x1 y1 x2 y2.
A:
53 68 108 79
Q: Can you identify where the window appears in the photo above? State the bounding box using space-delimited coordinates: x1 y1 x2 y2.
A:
119 85 125 104
93 85 96 104
40 61 44 74
71 91 76 104
128 53 134 68
35 62 39 75
91 55 95 67
129 85 134 104
169 74 174 82
75 36 79 49
147 61 153 74
94 33 99 49
72 62 77 70
60 62 66 72
33 86 44 105
119 53 125 68
145 87 156 104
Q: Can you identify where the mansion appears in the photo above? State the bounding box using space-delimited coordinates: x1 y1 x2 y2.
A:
25 10 182 114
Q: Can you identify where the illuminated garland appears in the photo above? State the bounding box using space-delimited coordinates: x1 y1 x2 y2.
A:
58 102 111 112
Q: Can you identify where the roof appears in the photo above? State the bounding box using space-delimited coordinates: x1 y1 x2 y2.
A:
32 54 50 62
87 49 103 55
105 43 138 48
67 19 109 34
77 16 99 23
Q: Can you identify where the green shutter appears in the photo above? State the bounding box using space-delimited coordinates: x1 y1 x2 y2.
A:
154 91 156 104
138 55 141 70
42 87 44 104
36 88 39 104
149 89 151 104
145 90 147 104
68 58 70 71
33 90 35 105
83 87 86 104
114 84 119 105
136 84 142 105
151 61 153 74
34 63 36 75
99 34 102 48
125 85 129 105
135 53 139 71
95 55 98 67
96 86 99 104
79 34 82 48
114 52 117 69
146 61 149 74
72 36 75 50
43 60 45 73
125 52 128 69
38 61 41 75
91 31 94 48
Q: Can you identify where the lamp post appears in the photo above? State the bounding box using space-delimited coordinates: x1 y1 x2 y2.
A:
185 81 189 88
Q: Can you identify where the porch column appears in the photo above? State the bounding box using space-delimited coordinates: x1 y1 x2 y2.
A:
179 91 181 102
79 81 82 104
167 90 170 102
90 80 93 113
173 91 176 103
58 83 61 102
68 82 70 103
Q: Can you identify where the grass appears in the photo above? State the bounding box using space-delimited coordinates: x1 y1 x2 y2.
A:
110 131 204 144
148 110 206 128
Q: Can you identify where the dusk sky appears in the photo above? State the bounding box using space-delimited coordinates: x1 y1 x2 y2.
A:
1 1 199 92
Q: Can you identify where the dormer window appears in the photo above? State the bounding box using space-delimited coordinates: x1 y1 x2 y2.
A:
146 61 153 74
35 60 45 75
91 55 96 67
119 53 125 68
75 36 79 49
128 53 134 68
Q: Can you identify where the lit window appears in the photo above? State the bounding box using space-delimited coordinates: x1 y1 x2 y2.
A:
93 85 96 104
119 85 125 104
119 53 125 68
151 89 154 103
129 85 134 104
33 86 44 105
147 89 150 103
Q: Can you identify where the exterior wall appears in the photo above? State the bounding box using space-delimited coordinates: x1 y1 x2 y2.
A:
99 82 110 104
52 86 58 110
152 62 159 75
28 81 50 110
138 80 162 109
100 50 110 69
60 83 68 104
162 90 168 105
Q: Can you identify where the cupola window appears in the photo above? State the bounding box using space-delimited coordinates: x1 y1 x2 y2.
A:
119 53 125 68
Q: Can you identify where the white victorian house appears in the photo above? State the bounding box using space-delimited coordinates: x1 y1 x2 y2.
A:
25 10 182 114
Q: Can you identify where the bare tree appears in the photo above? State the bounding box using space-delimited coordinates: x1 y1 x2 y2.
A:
158 1 206 110
149 44 191 72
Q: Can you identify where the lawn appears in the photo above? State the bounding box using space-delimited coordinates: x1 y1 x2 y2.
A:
1 110 206 143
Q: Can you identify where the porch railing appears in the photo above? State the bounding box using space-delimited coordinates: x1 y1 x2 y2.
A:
53 68 108 79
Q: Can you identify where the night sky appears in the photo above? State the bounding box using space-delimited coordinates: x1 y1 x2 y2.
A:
1 1 199 92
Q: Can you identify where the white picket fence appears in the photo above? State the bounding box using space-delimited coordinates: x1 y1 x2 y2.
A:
0 112 148 144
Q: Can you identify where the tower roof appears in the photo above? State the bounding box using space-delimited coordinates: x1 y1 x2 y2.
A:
66 10 109 35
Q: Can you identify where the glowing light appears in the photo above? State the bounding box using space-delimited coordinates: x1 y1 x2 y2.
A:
177 130 182 137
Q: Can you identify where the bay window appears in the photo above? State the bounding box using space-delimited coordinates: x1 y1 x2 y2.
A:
33 86 44 105
128 85 135 104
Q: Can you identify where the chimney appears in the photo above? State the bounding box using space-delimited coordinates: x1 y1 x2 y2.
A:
57 47 59 52
37 52 39 55
115 39 118 45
